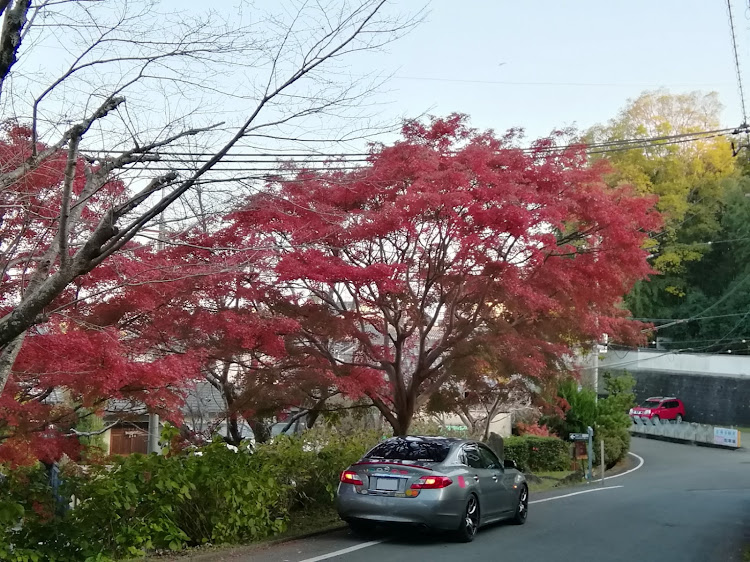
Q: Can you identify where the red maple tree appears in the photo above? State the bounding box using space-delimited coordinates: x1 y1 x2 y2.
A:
72 229 316 447
222 114 661 435
0 126 201 465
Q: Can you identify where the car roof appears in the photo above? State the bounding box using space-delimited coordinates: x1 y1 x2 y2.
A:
383 435 468 444
645 396 679 401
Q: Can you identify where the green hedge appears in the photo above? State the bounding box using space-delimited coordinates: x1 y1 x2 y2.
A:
501 435 570 473
0 429 378 561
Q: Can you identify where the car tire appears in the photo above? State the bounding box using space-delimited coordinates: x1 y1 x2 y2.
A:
652 415 660 422
510 485 528 525
347 518 374 537
455 494 480 542
676 414 683 423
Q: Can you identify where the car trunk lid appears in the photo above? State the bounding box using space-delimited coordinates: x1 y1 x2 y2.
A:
351 460 440 496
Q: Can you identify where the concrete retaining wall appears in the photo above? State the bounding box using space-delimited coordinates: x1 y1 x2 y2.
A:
604 368 750 427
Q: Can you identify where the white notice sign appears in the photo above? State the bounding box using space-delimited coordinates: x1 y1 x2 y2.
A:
713 427 741 447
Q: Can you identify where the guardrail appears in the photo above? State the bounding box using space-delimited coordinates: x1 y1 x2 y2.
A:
629 416 742 449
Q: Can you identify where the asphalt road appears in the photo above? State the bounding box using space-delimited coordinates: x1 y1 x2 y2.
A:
226 438 750 562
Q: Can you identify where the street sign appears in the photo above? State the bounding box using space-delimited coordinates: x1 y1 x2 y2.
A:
569 433 589 441
714 427 741 447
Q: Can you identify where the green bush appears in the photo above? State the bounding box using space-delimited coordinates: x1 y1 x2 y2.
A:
594 426 630 468
253 428 379 509
501 435 569 473
594 373 636 468
502 436 529 471
542 373 636 470
0 428 378 561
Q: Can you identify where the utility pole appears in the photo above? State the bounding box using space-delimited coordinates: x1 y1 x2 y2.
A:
147 211 166 454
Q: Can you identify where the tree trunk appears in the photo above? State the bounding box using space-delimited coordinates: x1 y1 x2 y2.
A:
393 403 415 436
225 415 243 446
0 0 31 98
0 332 23 396
250 419 272 444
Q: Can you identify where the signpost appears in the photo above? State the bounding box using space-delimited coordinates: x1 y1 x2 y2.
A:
569 427 594 481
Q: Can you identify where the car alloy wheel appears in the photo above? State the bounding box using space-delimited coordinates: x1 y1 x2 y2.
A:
676 414 683 423
457 495 480 542
512 485 528 525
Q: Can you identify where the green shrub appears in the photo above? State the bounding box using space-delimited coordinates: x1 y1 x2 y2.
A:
542 373 636 470
0 428 378 561
502 436 529 471
594 426 630 468
253 427 379 509
594 373 636 468
501 435 569 473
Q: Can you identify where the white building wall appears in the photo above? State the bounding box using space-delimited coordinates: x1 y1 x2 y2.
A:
600 349 750 378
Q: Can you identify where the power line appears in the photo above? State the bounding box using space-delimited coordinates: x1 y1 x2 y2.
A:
647 268 750 333
589 317 750 368
392 75 733 89
634 312 750 323
89 127 739 164
727 0 749 126
646 336 750 345
100 129 742 178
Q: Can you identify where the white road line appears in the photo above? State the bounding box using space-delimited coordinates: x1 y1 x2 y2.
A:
297 540 384 562
604 452 644 480
529 484 624 504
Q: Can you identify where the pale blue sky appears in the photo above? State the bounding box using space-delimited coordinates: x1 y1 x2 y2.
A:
24 0 746 152
357 0 748 140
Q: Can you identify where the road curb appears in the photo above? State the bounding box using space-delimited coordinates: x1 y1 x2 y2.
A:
152 521 349 561
529 451 641 501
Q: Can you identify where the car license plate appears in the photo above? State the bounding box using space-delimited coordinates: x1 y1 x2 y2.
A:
376 478 399 491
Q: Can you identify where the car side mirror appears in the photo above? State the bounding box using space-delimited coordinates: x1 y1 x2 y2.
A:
503 459 518 470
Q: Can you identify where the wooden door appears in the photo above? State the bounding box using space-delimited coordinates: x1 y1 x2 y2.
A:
110 426 148 455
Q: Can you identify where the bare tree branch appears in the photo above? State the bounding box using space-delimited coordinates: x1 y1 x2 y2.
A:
67 419 118 437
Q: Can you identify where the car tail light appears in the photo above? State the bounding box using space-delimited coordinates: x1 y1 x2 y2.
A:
410 476 453 489
340 470 363 485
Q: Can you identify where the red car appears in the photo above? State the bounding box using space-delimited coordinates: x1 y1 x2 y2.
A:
629 397 685 423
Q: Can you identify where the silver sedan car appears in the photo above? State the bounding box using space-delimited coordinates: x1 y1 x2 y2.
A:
336 436 528 541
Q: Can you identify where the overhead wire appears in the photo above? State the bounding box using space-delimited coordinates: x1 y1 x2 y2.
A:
634 311 750 323
646 268 750 333
89 127 737 165
728 0 749 127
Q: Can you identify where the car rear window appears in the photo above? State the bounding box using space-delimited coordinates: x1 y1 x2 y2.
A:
364 438 452 462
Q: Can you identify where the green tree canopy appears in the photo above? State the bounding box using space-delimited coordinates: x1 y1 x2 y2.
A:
587 90 746 347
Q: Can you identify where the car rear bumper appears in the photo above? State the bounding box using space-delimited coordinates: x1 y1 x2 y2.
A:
336 486 464 530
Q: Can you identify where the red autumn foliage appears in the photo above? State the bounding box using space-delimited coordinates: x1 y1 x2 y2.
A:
70 231 311 446
515 422 552 437
0 127 196 465
0 113 661 462
222 114 660 435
